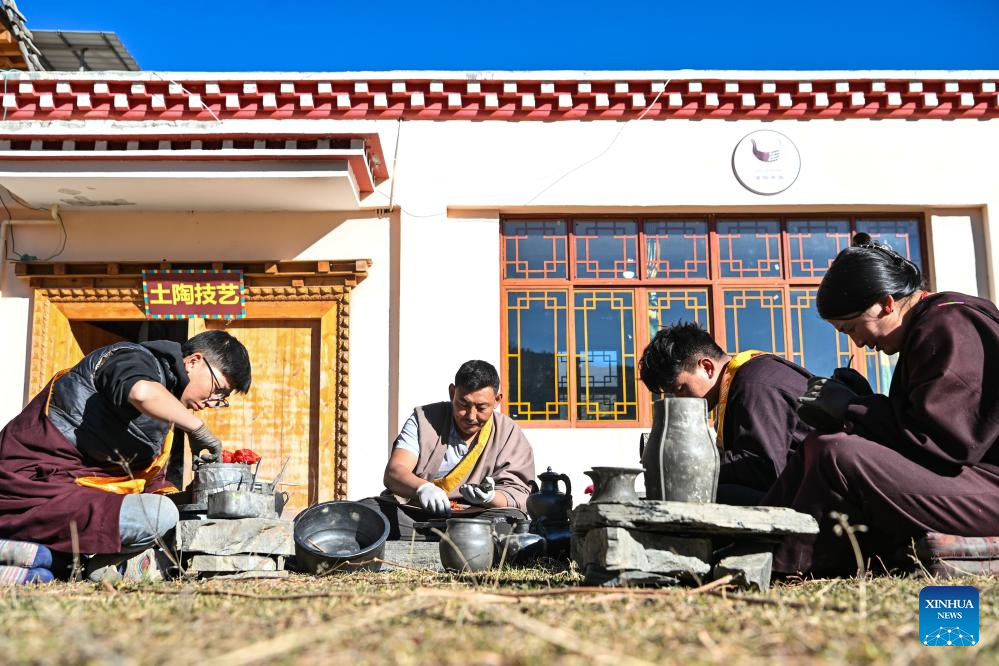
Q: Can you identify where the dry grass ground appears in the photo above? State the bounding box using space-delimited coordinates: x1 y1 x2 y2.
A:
0 563 995 665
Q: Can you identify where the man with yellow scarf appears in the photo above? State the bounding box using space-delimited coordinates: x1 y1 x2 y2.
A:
639 323 813 505
362 360 535 540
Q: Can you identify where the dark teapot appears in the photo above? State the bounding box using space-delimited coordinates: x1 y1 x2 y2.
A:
526 466 572 524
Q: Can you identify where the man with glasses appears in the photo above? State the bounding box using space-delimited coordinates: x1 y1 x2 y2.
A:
0 330 251 581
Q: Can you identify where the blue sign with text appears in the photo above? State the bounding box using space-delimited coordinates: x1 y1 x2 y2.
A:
919 585 979 646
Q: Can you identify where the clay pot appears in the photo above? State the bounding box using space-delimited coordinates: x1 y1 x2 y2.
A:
584 467 643 503
439 518 494 572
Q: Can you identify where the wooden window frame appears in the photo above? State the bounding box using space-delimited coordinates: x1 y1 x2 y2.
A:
500 213 929 428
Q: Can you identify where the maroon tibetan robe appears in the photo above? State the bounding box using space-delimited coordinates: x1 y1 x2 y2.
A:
718 354 812 500
762 291 999 575
0 380 168 554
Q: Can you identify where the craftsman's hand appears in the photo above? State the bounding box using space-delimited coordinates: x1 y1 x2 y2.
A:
188 423 223 463
797 377 857 432
414 482 451 516
831 367 874 397
458 476 496 506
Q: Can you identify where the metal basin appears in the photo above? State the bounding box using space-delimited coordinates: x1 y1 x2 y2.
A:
207 490 277 519
294 501 389 575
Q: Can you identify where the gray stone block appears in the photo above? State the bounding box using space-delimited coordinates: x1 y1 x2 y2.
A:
578 527 712 576
572 501 819 536
186 554 279 573
714 550 774 592
382 540 444 571
584 566 683 587
201 570 290 580
178 518 294 556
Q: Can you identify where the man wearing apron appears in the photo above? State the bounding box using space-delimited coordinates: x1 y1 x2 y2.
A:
0 330 251 580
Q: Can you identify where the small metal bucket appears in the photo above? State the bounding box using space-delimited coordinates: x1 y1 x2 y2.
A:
190 463 253 505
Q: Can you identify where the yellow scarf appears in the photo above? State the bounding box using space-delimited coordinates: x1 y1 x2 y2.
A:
715 350 766 449
45 369 178 495
432 417 494 493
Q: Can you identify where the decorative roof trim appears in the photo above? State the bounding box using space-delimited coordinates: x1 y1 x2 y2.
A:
0 132 388 190
0 76 995 121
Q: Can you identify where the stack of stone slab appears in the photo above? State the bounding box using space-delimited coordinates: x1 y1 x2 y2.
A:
177 517 295 579
571 500 819 591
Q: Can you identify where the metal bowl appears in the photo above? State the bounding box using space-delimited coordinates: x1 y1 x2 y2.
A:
293 501 389 575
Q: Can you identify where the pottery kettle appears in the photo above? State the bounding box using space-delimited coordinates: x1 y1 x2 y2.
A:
526 467 573 523
641 397 719 503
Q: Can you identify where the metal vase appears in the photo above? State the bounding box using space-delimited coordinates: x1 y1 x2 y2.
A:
642 397 719 503
584 467 643 503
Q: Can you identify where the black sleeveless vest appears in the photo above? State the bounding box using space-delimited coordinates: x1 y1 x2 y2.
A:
47 341 184 468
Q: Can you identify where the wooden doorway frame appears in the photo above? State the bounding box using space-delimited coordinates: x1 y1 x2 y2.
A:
16 259 370 502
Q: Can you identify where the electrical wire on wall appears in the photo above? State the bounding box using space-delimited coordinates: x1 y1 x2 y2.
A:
374 80 672 218
0 189 68 262
523 80 670 205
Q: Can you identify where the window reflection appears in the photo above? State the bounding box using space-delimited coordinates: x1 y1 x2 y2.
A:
574 220 639 279
574 290 638 421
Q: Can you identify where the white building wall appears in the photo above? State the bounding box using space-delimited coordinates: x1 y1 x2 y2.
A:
1 89 998 504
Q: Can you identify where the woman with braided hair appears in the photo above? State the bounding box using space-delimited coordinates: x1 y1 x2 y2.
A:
763 233 999 576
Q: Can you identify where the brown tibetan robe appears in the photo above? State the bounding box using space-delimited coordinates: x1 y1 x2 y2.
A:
718 354 813 502
402 401 535 511
762 291 999 575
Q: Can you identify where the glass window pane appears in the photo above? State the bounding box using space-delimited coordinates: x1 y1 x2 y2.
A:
505 291 569 420
856 219 923 271
864 349 898 396
644 219 709 278
717 219 782 278
789 288 851 377
574 290 638 421
723 288 786 355
502 219 568 279
573 219 639 279
648 289 710 336
787 219 852 278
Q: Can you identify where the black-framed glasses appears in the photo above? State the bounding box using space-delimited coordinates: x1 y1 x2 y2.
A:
203 358 231 409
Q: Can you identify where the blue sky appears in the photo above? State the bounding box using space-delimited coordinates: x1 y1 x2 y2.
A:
22 1 999 71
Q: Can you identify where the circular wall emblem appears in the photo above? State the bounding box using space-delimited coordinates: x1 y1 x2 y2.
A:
732 130 801 195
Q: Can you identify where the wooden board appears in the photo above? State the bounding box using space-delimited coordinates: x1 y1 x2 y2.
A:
28 295 125 395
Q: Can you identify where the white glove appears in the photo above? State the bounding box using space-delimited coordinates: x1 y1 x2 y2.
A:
459 476 496 506
414 482 451 516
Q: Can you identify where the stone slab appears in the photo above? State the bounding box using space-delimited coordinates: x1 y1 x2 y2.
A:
186 554 280 573
575 527 712 576
382 541 444 572
583 566 683 588
572 501 818 536
713 550 774 593
178 518 294 556
200 570 290 580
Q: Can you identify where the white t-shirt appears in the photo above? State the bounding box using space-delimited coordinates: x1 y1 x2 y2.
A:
393 410 469 480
